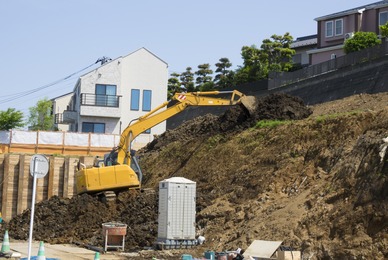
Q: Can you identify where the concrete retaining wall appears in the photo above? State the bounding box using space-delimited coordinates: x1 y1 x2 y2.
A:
167 56 388 130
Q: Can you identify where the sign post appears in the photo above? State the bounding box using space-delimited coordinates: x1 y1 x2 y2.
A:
28 154 49 260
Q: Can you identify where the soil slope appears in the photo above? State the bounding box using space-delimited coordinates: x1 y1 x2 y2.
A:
3 92 388 260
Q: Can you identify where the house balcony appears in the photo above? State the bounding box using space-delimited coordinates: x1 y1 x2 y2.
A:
79 93 122 118
58 110 77 124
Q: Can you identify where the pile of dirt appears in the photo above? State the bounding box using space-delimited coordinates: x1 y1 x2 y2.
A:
143 93 312 152
5 190 158 251
3 92 388 259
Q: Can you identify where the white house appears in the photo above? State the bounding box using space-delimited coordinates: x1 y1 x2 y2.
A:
54 47 168 149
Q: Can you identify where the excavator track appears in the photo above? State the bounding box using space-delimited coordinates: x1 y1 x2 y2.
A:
97 191 116 203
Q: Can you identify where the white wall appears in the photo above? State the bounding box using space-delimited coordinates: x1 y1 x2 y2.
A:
74 48 168 149
52 93 73 131
120 48 168 141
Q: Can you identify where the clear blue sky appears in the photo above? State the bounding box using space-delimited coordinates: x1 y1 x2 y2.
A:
0 0 374 118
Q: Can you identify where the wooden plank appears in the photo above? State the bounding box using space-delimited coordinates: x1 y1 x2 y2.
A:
63 157 70 198
1 154 9 221
0 155 5 207
7 144 111 157
68 157 81 198
6 154 20 220
0 154 98 221
48 155 55 199
17 154 25 215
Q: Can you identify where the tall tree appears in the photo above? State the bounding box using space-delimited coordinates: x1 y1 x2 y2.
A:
195 63 214 91
167 72 182 100
214 57 234 89
238 45 266 83
237 32 295 84
0 108 24 130
343 31 381 54
260 32 295 74
28 98 54 131
180 67 195 92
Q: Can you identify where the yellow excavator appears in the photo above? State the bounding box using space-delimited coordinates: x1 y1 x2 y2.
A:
75 90 256 199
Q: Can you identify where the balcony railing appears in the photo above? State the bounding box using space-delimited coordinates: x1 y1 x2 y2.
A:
55 113 63 124
62 110 77 123
81 93 121 107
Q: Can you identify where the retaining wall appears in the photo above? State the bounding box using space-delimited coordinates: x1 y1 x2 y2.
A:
0 154 94 221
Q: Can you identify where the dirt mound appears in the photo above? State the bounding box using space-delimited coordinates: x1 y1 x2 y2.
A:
2 92 388 259
5 190 158 250
144 93 312 152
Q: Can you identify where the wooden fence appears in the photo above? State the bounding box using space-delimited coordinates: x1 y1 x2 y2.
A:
0 154 94 221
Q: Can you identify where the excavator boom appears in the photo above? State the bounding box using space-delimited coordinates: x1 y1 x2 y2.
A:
75 90 256 196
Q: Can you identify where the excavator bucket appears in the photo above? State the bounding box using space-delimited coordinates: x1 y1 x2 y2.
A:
240 95 257 115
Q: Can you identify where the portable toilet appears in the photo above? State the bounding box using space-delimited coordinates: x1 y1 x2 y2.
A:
157 177 197 249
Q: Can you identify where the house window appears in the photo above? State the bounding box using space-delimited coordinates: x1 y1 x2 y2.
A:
379 11 388 26
95 84 117 107
131 89 140 110
82 122 105 133
325 21 333 37
142 90 152 111
335 19 343 36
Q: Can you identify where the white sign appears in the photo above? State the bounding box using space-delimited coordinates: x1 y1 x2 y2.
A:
28 154 49 260
29 154 49 179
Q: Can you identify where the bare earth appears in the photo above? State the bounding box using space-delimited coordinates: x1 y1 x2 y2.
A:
3 92 388 259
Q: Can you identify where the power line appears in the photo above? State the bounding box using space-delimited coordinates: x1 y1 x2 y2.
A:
0 62 97 105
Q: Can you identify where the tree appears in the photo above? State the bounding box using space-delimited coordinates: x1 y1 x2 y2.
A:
0 108 24 130
167 72 182 100
28 98 54 131
343 31 381 54
237 32 295 84
260 32 295 73
180 67 195 92
238 45 266 82
214 57 235 89
380 22 388 38
195 63 214 91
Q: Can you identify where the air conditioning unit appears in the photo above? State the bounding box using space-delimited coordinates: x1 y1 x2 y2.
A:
344 32 354 40
331 54 337 59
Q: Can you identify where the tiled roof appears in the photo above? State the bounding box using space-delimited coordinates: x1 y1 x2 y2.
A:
291 35 317 48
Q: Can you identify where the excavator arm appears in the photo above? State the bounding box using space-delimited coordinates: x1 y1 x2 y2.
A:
115 90 255 165
75 90 256 196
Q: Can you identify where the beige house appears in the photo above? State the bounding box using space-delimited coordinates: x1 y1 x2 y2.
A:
52 92 73 131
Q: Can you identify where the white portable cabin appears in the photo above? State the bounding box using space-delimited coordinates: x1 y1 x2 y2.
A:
157 177 196 245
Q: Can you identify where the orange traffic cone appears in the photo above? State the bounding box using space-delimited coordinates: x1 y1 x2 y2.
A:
1 230 10 254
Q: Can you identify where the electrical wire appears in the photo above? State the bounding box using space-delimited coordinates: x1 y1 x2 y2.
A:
0 62 97 105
